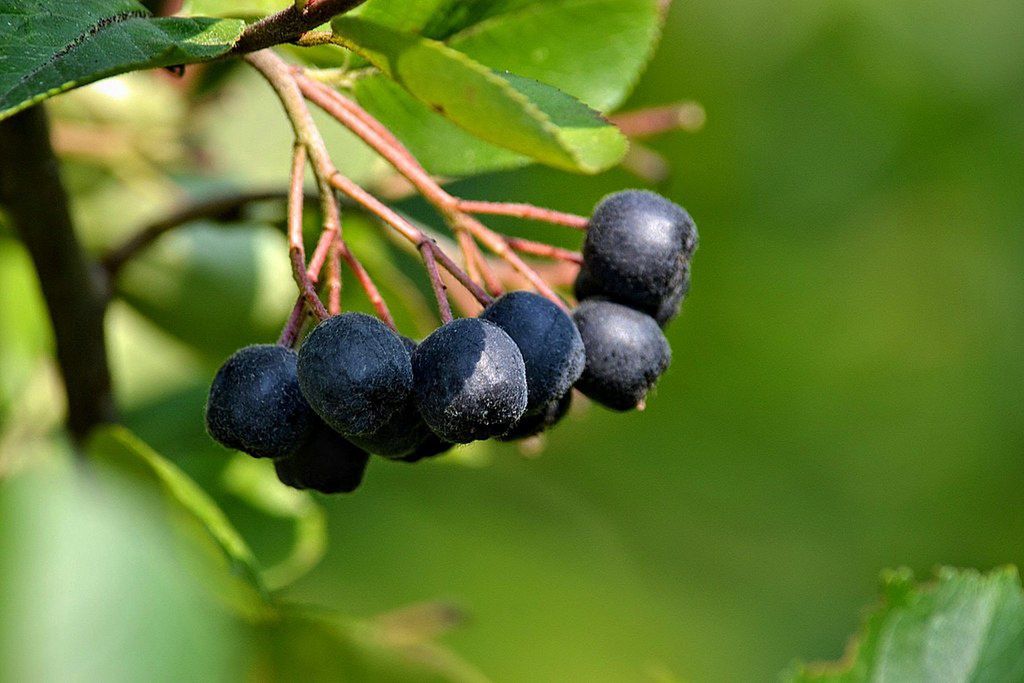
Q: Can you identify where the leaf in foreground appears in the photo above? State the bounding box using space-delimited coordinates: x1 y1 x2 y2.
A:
0 0 243 120
788 566 1024 682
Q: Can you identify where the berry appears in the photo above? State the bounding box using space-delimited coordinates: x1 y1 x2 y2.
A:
297 313 413 438
572 300 671 411
205 344 314 459
499 390 572 441
653 263 691 327
412 318 528 443
274 421 369 494
576 190 697 319
480 291 584 413
398 432 455 463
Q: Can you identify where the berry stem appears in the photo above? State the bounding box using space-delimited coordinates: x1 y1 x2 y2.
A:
609 102 706 138
419 241 453 324
505 237 584 264
288 143 329 321
454 200 589 230
338 241 397 330
295 74 568 309
327 231 342 316
278 295 308 347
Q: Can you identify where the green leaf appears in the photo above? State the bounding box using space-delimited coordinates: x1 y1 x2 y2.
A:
182 0 285 17
221 454 327 592
116 221 295 363
0 0 244 120
86 425 272 618
447 0 661 112
787 567 1024 682
332 16 626 174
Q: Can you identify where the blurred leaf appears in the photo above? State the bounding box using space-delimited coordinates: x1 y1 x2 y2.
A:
254 609 490 682
0 442 248 681
183 0 285 17
333 16 626 173
222 454 327 591
0 0 244 120
87 425 272 617
788 567 1024 682
116 221 294 363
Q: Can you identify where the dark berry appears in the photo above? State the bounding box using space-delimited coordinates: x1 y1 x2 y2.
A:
412 318 528 443
205 344 314 459
577 190 697 318
572 300 671 411
347 337 436 458
499 390 572 441
397 432 455 463
274 421 369 494
297 313 413 438
653 263 691 327
480 291 584 413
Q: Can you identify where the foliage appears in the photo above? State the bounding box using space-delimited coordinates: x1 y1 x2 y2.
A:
788 568 1024 682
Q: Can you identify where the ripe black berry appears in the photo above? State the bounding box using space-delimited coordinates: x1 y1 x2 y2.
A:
297 313 413 438
274 421 370 494
498 390 572 441
572 300 671 411
480 291 584 413
397 432 455 463
205 344 314 459
412 318 528 443
576 190 697 319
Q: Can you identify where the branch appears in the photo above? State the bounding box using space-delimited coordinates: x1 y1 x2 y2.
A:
231 0 368 55
0 106 116 443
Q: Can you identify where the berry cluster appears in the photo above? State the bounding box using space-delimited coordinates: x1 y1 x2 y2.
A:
205 190 697 493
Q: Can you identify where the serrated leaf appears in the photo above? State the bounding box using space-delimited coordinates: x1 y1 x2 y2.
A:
447 0 661 111
787 567 1024 682
332 16 626 174
0 0 244 120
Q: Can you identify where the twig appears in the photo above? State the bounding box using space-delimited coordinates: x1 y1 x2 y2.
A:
231 0 368 55
419 241 452 324
0 106 116 443
327 232 342 316
278 296 308 347
102 189 303 276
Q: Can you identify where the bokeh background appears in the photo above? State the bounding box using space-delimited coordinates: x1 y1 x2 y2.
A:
2 1 1023 680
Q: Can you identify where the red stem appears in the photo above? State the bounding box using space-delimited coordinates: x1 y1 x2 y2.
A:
419 241 453 323
288 144 329 320
455 199 589 230
505 237 583 264
339 242 397 330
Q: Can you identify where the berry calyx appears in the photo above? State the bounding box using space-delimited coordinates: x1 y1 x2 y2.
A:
412 318 528 443
576 190 697 320
572 300 671 411
297 313 413 438
205 344 315 459
480 291 584 413
274 421 370 494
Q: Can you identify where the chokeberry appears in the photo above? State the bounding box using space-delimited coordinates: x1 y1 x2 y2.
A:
274 421 370 494
348 336 438 458
412 318 528 443
205 344 314 459
398 432 455 463
577 190 697 319
572 300 671 411
499 390 572 441
480 291 584 413
297 313 413 438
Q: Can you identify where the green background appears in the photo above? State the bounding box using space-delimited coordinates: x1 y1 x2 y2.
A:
2 0 1023 680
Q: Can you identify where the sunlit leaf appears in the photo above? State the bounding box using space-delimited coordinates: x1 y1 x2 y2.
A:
0 0 244 120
